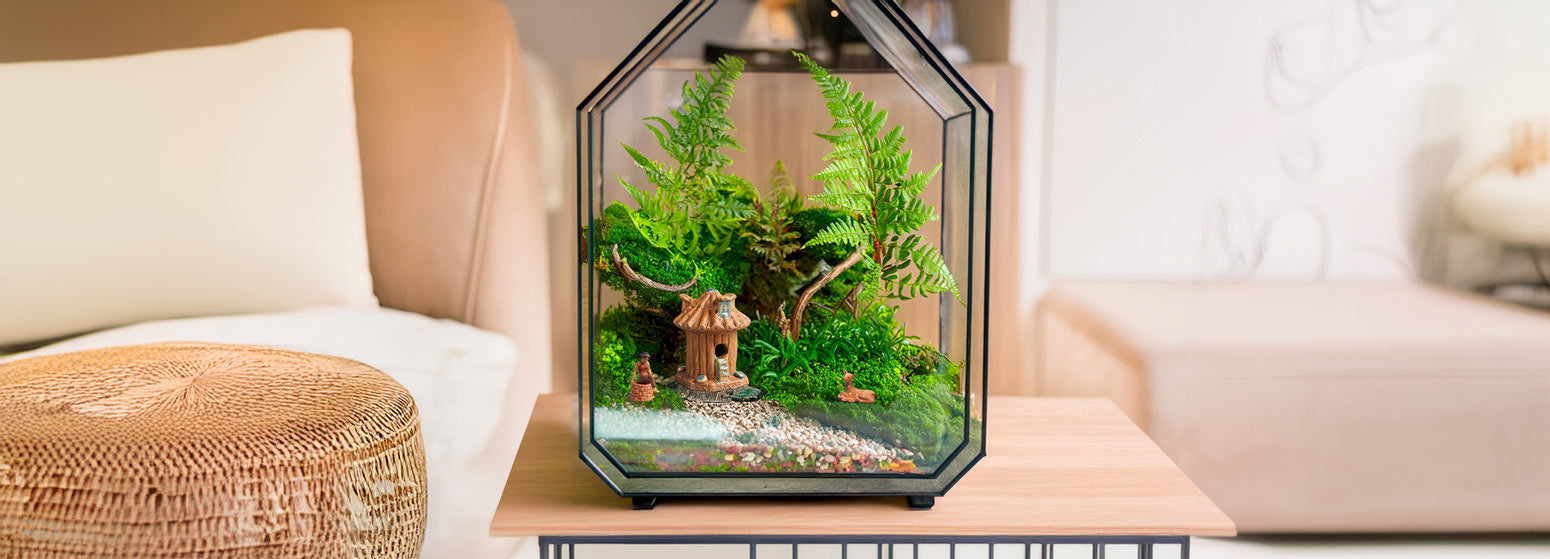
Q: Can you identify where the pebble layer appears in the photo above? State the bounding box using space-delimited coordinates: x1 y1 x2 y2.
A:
684 399 916 471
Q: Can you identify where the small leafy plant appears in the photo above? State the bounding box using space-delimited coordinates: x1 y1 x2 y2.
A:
781 52 961 340
618 55 756 260
743 161 804 278
797 51 959 303
740 162 808 319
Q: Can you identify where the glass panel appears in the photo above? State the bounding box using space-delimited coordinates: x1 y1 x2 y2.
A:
577 0 991 497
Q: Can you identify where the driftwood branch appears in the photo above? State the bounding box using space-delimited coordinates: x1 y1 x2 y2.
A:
611 244 696 292
841 283 863 317
784 246 865 341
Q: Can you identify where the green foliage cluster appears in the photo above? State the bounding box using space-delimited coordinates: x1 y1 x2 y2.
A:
591 329 639 407
739 163 806 319
743 162 804 277
790 382 966 467
618 55 756 260
590 52 971 452
742 306 940 407
795 52 961 306
788 207 853 263
592 202 750 310
591 310 687 411
598 302 680 361
899 341 960 391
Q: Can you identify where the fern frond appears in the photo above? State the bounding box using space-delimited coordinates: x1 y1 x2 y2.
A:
795 50 963 306
887 241 961 303
621 143 672 187
806 218 870 248
613 55 751 260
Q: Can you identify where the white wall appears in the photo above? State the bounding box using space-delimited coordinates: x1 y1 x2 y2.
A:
506 0 1550 394
1018 0 1550 285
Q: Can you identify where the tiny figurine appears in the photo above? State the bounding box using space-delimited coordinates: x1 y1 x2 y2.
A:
673 290 751 392
629 353 657 402
837 372 876 404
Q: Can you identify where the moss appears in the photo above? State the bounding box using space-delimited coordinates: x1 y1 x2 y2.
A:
591 203 698 310
599 303 680 362
591 309 690 411
591 202 753 312
696 241 752 301
744 307 933 407
632 387 686 411
784 207 864 311
899 341 960 392
790 382 967 468
591 329 637 407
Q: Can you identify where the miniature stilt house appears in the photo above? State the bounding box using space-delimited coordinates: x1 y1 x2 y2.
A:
673 290 751 392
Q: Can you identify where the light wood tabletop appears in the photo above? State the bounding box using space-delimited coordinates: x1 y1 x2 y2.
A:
489 394 1235 538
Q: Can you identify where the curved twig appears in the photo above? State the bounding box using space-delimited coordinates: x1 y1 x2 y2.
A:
785 246 865 341
611 244 696 292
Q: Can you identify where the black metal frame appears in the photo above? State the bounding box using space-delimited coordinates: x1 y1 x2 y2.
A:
537 535 1189 559
574 0 995 506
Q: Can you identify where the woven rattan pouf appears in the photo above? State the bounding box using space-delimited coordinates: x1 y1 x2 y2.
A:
0 343 427 558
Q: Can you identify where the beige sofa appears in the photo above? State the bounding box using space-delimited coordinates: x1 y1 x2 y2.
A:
0 0 553 379
1037 281 1550 532
0 3 553 556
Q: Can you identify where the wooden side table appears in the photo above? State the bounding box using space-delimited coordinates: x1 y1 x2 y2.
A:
490 395 1234 558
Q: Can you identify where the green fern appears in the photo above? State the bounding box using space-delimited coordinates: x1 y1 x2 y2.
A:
618 55 755 259
794 51 961 305
743 161 805 277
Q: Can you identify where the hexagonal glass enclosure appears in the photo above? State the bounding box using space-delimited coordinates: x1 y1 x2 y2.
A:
576 0 990 507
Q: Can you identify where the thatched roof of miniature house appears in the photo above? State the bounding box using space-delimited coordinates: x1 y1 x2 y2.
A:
674 290 751 333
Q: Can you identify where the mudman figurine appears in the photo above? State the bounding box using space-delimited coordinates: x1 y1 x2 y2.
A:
629 353 657 402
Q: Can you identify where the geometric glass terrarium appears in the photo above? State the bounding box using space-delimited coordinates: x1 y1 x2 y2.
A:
576 0 990 509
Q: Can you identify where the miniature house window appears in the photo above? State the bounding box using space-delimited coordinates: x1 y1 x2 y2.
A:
577 0 990 508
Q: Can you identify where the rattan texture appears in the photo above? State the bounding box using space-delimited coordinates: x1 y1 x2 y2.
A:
0 343 427 558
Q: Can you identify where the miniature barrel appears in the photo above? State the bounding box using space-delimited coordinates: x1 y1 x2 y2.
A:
0 343 427 558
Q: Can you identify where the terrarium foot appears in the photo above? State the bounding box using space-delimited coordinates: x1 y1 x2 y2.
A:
906 496 935 510
632 497 659 510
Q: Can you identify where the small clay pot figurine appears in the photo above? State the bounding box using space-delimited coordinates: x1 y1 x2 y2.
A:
837 372 875 404
629 353 657 402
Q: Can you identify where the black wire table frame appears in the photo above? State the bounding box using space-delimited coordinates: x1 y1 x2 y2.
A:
536 535 1190 559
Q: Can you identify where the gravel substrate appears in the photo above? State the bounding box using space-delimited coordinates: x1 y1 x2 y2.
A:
593 406 727 441
684 398 916 471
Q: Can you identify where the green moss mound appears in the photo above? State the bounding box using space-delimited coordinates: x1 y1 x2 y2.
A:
742 306 943 407
591 329 637 407
598 303 680 363
632 387 686 411
790 382 966 467
590 325 686 411
591 202 750 311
